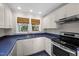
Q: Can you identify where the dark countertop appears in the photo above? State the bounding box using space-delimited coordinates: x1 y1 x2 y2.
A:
0 32 59 56
1 32 79 56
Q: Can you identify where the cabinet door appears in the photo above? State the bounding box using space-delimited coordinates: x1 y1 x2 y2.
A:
50 13 57 28
43 16 51 28
16 40 24 56
22 39 33 56
17 38 45 56
43 14 57 28
55 6 66 21
4 7 10 28
65 4 79 17
33 37 45 53
4 7 12 28
0 6 4 28
45 38 51 55
9 8 13 28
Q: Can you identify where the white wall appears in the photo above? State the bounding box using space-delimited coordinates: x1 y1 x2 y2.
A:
43 3 79 34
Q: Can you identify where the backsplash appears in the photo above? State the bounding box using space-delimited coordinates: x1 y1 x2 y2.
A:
44 28 60 34
59 21 79 33
44 21 79 34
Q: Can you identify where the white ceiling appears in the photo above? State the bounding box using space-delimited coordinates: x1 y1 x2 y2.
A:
6 3 66 17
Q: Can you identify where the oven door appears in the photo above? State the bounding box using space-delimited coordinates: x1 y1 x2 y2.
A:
52 45 70 56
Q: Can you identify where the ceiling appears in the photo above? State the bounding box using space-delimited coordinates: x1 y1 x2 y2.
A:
6 3 66 17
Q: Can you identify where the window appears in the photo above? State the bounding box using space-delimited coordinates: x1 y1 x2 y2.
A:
31 19 40 31
18 23 28 32
32 25 39 31
17 17 29 32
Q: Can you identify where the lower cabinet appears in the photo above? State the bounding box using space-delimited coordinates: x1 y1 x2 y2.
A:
10 37 51 56
33 37 45 54
45 38 52 56
16 37 45 56
16 40 24 56
22 39 33 56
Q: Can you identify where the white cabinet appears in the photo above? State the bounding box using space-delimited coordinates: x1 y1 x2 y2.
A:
9 9 13 28
51 4 79 20
42 5 67 29
50 13 57 28
4 6 13 28
16 39 33 56
55 6 66 21
16 37 45 56
45 38 51 55
0 6 4 28
22 39 33 56
65 4 79 17
43 13 57 29
33 37 45 53
0 4 13 28
42 4 79 29
23 37 45 55
43 16 51 28
16 40 24 56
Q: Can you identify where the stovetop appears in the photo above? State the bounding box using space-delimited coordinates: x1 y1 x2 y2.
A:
52 32 79 51
52 39 78 50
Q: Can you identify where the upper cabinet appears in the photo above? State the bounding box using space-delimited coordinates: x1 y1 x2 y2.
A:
50 13 57 28
0 4 13 28
0 6 5 28
43 15 51 28
65 4 79 17
4 6 13 28
55 4 79 24
43 4 79 29
55 6 66 21
42 5 67 29
55 4 79 19
43 13 57 29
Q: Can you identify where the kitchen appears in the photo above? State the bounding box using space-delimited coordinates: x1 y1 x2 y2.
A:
1 3 79 56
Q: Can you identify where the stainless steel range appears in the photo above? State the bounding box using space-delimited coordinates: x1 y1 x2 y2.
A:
51 32 79 56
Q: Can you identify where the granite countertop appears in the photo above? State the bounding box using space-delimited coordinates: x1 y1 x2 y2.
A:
1 32 79 56
0 32 60 56
0 36 29 56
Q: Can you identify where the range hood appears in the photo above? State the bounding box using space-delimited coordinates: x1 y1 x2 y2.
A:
56 15 79 24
